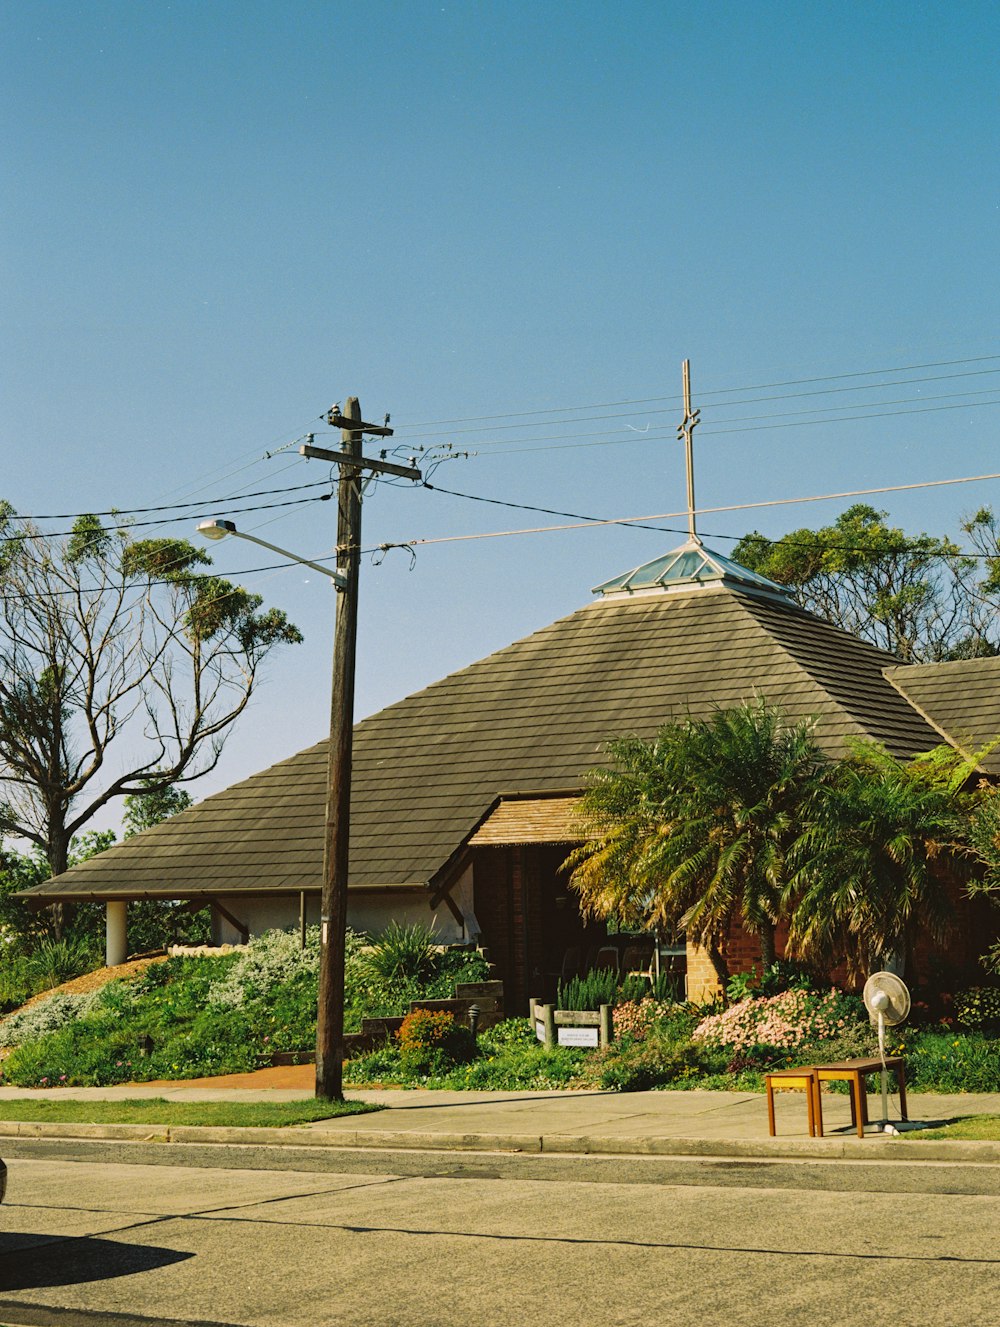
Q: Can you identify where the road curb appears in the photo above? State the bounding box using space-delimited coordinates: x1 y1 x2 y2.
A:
0 1120 998 1163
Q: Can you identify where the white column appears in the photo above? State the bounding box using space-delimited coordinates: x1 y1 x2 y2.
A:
106 900 128 967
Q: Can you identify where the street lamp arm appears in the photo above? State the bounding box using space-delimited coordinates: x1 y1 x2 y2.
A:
197 520 347 590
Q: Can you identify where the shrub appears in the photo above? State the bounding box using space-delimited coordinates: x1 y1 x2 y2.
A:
477 1017 538 1053
396 1009 475 1076
25 936 99 993
585 1026 720 1091
0 953 36 1013
0 926 488 1088
365 922 438 984
649 971 684 1003
206 928 322 1009
0 990 101 1048
435 946 492 985
592 1040 701 1091
954 986 1000 1031
618 974 652 1004
611 998 665 1043
898 1031 1000 1092
347 1023 588 1092
343 1044 407 1086
442 1043 585 1091
726 960 816 1003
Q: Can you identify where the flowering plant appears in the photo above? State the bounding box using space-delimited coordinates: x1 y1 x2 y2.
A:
693 988 865 1056
954 986 1000 1031
612 998 667 1043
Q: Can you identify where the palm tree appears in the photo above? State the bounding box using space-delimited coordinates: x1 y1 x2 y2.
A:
968 785 1000 977
786 741 978 978
566 700 825 987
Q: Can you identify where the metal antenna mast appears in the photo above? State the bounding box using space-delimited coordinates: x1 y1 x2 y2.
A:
677 359 701 543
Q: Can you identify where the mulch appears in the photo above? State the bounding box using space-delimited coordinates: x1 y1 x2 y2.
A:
5 955 168 1018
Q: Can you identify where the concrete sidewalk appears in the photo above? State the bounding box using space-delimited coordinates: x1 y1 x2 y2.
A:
1 1079 999 1162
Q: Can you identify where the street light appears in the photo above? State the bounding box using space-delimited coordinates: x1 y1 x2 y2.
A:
196 520 347 591
197 513 352 1099
200 397 416 1101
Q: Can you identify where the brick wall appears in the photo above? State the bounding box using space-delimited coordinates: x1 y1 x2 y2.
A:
685 940 721 1003
690 879 999 1003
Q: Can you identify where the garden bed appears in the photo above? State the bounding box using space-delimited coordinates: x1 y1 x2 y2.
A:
3 929 999 1096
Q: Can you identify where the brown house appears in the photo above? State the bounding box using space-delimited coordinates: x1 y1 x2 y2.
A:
19 538 1000 1008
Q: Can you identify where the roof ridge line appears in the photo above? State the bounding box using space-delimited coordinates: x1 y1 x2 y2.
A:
736 596 934 750
882 667 985 767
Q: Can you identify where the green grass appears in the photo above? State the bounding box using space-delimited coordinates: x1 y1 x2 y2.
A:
0 1097 380 1128
907 1114 1000 1141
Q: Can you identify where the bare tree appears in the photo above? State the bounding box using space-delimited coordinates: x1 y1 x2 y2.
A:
0 503 302 889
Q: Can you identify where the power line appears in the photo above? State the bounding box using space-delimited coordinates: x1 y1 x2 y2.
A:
421 482 993 560
393 368 1000 441
139 420 326 509
361 468 1000 556
399 388 1000 458
2 490 333 543
8 466 1000 606
396 353 1000 429
8 477 334 523
470 395 1000 458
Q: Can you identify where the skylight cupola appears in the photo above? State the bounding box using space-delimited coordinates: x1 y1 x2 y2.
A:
592 538 796 602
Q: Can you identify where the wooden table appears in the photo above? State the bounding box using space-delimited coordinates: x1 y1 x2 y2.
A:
765 1067 819 1137
809 1056 907 1138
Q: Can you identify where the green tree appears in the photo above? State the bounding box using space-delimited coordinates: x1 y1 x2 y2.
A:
967 782 1000 976
122 780 194 837
0 830 115 948
0 504 302 901
786 741 977 978
122 778 211 951
566 701 825 987
733 504 992 663
2 780 211 957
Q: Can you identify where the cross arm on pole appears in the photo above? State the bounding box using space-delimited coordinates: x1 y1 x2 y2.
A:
300 444 422 481
325 412 394 436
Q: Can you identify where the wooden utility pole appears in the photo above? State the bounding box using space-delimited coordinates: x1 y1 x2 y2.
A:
306 398 420 1101
677 359 701 543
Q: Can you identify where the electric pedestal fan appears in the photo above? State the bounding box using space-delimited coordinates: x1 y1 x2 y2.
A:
862 970 910 1133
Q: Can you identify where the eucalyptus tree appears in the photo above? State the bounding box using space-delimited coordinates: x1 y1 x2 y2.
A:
0 502 302 898
566 701 825 987
733 504 993 663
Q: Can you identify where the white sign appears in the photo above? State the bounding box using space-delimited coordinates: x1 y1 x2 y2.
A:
557 1026 599 1048
535 1020 546 1043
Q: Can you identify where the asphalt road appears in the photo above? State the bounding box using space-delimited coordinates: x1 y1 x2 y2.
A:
1 1152 998 1327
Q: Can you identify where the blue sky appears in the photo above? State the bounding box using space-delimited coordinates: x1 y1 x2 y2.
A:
4 1 1000 827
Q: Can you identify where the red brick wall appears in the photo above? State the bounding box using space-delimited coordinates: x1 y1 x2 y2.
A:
716 884 998 996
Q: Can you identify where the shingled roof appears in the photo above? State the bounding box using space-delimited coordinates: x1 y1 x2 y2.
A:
885 655 1000 775
21 542 945 903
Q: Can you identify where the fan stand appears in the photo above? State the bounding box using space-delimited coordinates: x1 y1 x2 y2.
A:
876 1010 894 1134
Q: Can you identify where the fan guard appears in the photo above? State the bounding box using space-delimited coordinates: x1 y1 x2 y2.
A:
863 971 911 1027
